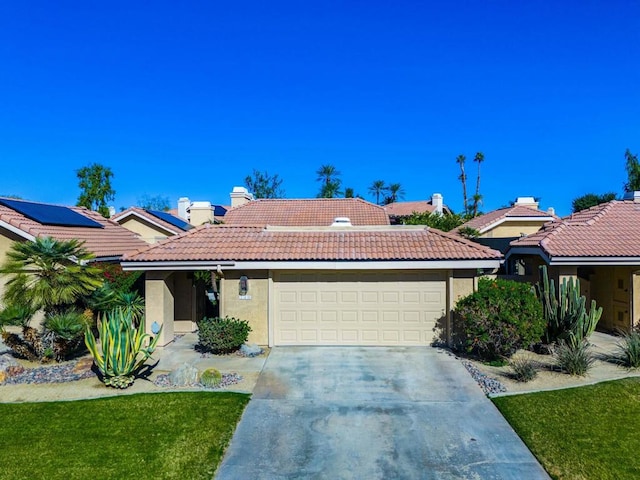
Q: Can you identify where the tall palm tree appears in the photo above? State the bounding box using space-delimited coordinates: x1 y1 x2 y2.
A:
456 154 468 214
385 183 405 204
316 164 340 187
472 152 485 216
368 180 387 205
0 237 103 315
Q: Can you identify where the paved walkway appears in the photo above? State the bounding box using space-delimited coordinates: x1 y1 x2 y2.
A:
215 347 550 479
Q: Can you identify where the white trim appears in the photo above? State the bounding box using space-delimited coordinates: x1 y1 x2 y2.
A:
113 211 180 236
549 257 640 266
478 216 555 234
122 259 502 271
0 220 36 241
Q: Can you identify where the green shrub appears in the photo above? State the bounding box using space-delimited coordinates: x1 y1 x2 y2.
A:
615 329 640 368
453 277 545 361
200 368 223 388
510 355 538 382
197 316 251 354
554 338 594 376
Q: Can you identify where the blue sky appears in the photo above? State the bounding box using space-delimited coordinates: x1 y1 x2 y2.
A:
0 1 638 216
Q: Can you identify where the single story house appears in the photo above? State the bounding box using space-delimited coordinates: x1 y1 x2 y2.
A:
505 196 640 332
0 196 147 298
455 197 558 253
121 223 502 347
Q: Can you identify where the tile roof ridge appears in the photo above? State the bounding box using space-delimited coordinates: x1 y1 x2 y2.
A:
563 201 614 225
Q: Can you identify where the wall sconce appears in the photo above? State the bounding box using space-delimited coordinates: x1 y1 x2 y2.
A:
239 275 249 296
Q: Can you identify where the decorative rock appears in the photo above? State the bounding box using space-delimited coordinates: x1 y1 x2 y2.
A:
239 343 263 357
0 354 20 383
73 357 94 374
462 360 507 396
167 363 200 387
6 365 25 377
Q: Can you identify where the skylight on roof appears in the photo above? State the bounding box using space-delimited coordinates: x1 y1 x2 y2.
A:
0 198 104 228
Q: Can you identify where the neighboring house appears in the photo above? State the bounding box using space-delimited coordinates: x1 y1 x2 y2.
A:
223 197 391 226
111 207 193 244
384 193 450 224
121 224 502 347
455 197 557 253
505 196 640 332
0 197 147 298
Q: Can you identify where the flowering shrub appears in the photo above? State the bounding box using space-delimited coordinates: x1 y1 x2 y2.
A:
96 263 142 294
453 278 545 361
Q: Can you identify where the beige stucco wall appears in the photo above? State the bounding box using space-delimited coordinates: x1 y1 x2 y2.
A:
481 221 547 239
0 229 25 303
119 217 170 244
144 272 175 346
220 271 269 345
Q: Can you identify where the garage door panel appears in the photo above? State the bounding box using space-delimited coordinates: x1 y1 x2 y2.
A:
273 271 446 346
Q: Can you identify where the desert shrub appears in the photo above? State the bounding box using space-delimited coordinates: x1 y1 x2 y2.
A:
453 277 545 361
510 355 538 382
200 368 223 388
615 329 640 368
553 338 595 376
197 316 251 354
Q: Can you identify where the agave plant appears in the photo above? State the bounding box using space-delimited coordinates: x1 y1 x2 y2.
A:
84 308 161 389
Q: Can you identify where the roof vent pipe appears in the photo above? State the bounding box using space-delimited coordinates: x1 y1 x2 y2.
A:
331 217 352 226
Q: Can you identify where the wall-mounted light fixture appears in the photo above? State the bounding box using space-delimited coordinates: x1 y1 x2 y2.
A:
239 275 249 296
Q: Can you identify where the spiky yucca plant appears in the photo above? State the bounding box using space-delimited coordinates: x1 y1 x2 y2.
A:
84 308 161 388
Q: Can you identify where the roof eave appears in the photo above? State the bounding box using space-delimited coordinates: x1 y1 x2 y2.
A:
122 259 502 271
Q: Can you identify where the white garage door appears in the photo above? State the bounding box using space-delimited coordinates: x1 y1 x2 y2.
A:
273 271 446 346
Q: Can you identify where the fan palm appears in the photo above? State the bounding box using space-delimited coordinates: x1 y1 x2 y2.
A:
0 236 103 315
368 180 387 205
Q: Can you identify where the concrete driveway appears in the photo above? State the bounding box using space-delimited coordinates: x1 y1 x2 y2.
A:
215 347 549 480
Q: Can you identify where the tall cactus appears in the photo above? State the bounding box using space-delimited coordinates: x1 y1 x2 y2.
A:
535 265 603 345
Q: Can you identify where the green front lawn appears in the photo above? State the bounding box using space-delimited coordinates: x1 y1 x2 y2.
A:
493 378 640 480
0 392 249 480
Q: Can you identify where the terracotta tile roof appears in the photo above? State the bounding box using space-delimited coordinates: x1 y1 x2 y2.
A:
0 199 147 259
457 205 557 233
384 201 437 217
112 207 190 234
509 200 640 258
223 198 390 226
124 224 502 263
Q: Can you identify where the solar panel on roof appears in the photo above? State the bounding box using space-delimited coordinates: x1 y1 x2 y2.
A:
213 205 227 217
146 209 193 231
0 198 104 228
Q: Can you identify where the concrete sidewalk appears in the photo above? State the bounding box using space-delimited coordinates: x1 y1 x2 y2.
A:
215 347 549 479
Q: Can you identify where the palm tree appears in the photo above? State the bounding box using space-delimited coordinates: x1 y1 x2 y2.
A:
0 237 103 315
316 164 340 186
384 183 405 204
472 152 485 216
456 154 468 214
368 180 387 205
317 180 343 198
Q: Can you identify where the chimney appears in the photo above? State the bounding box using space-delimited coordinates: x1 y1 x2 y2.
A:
515 196 539 209
547 207 555 216
178 197 190 220
189 201 214 226
108 206 116 218
431 193 443 214
230 186 254 208
635 191 640 203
